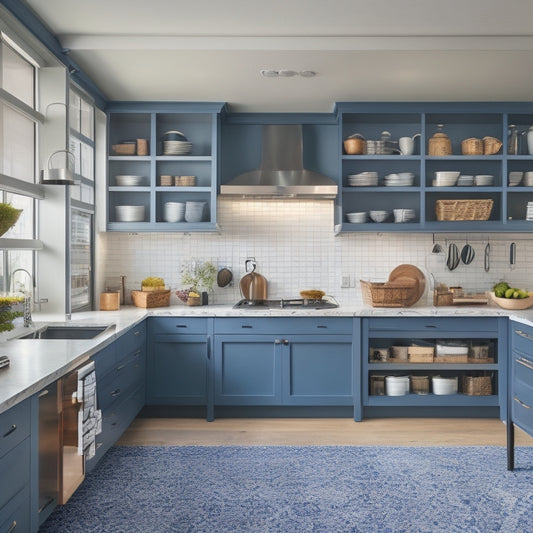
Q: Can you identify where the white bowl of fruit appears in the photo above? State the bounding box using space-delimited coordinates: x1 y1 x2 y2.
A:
491 282 533 310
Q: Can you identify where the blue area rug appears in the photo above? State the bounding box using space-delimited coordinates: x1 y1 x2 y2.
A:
40 446 533 533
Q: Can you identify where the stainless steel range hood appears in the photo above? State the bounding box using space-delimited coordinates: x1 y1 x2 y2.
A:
220 124 338 199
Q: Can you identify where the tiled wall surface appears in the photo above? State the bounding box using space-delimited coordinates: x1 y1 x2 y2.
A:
98 198 533 307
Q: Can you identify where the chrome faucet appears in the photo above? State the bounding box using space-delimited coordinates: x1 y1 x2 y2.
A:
10 268 33 327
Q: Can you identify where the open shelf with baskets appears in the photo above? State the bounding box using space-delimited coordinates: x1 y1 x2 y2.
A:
335 102 533 233
106 102 224 232
359 316 508 420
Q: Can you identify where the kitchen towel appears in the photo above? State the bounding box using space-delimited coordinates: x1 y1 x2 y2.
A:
76 361 102 459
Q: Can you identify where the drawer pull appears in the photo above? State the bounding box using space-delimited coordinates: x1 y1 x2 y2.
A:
515 329 533 341
175 324 188 328
111 389 121 397
116 364 125 371
241 325 253 329
134 330 141 336
282 339 289 345
274 339 281 344
424 325 438 328
514 396 531 409
3 424 16 438
316 325 328 329
6 520 16 533
517 358 533 371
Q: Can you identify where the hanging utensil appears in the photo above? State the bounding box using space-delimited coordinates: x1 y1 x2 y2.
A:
447 243 460 270
484 243 491 272
431 234 443 254
461 238 475 265
510 242 517 270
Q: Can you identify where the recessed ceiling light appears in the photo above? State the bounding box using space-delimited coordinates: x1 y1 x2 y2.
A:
260 70 278 77
299 70 316 78
277 69 298 77
260 70 318 78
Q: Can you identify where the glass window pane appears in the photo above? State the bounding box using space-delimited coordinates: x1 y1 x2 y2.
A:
1 105 35 182
80 98 93 139
80 184 94 204
2 43 34 107
69 137 81 175
69 89 81 132
7 250 33 294
3 193 33 239
81 142 93 180
71 209 91 310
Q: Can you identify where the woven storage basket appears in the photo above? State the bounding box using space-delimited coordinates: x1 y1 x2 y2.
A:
99 292 120 311
483 136 502 155
159 175 173 186
370 375 385 396
360 280 417 308
428 133 452 156
410 375 429 394
461 138 483 155
462 375 492 396
131 289 170 308
435 199 493 221
112 143 136 155
174 175 196 186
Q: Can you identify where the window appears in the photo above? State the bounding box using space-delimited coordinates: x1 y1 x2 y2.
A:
0 35 40 294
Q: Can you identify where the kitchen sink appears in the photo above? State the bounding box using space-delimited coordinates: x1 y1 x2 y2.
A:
16 324 115 340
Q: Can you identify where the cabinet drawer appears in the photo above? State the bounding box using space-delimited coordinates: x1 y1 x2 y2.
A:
148 317 208 335
92 342 117 378
512 380 533 435
512 325 533 358
116 321 146 355
0 400 30 460
366 317 499 333
513 352 533 387
0 438 29 511
0 484 30 533
215 317 353 335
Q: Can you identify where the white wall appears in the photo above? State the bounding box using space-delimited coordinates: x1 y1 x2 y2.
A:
97 197 533 307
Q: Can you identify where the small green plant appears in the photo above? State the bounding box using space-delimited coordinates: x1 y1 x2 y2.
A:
0 203 22 237
181 261 217 293
0 295 24 332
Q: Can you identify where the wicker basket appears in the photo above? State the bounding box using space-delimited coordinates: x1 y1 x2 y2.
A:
360 280 418 308
483 136 502 155
131 289 170 308
435 199 493 221
461 138 483 155
428 133 452 156
462 375 492 396
410 375 429 394
99 292 120 311
136 138 149 156
159 175 173 186
174 175 196 186
112 143 136 156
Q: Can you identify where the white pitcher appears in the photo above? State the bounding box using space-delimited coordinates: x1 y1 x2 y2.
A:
527 126 533 155
399 133 420 155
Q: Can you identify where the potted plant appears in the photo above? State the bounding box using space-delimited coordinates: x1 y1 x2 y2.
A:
0 203 22 238
179 261 217 305
0 294 25 333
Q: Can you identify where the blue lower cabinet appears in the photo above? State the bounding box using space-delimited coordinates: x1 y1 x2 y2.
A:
214 335 282 405
0 484 30 533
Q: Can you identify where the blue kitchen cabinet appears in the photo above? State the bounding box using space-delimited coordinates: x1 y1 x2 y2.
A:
335 102 533 233
146 318 213 420
106 102 225 232
507 320 533 470
0 398 32 533
213 317 356 413
362 316 507 420
86 321 146 473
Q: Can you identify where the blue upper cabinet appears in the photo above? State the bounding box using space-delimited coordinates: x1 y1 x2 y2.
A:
106 102 225 232
335 102 533 233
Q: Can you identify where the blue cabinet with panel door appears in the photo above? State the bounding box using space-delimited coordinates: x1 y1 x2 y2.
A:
507 320 533 470
146 317 213 420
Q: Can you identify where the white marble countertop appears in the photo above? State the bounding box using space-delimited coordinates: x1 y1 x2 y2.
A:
1 302 532 415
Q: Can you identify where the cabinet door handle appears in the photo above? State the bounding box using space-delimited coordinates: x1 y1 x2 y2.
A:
2 424 16 438
175 324 188 328
116 364 126 371
38 389 49 397
111 389 121 397
133 350 142 357
424 325 438 328
206 336 211 360
514 396 531 409
517 357 533 371
134 330 141 336
316 325 328 329
241 325 253 329
282 339 289 345
515 329 533 341
6 520 16 533
274 339 281 344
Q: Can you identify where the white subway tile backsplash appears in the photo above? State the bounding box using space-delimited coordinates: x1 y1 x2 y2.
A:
98 198 533 307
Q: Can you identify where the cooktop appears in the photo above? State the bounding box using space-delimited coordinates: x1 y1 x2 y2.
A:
233 297 339 310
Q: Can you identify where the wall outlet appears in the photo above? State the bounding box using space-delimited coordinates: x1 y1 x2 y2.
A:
341 275 351 288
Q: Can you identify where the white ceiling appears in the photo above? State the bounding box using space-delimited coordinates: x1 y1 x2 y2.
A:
21 0 533 112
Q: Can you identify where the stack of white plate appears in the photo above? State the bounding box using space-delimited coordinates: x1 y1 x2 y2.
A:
346 211 368 223
509 171 523 186
457 175 474 187
384 172 415 186
164 202 185 222
386 376 410 396
523 171 533 186
347 172 378 186
526 202 533 220
433 171 460 187
474 174 494 186
185 201 206 223
369 210 390 223
115 205 145 222
432 376 458 395
393 208 416 223
116 175 143 186
163 140 192 155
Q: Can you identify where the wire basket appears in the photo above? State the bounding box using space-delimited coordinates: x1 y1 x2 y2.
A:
435 199 493 221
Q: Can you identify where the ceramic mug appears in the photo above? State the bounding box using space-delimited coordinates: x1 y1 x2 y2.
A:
399 136 415 155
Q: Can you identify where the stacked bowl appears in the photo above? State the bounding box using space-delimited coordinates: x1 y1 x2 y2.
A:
116 175 143 186
433 171 460 187
347 172 378 187
393 208 416 223
523 171 533 186
115 205 145 222
161 130 192 155
474 174 494 186
164 202 185 222
384 172 415 187
509 171 523 186
346 211 368 224
369 210 390 223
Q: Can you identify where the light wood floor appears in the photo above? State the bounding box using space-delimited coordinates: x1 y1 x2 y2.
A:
117 417 533 447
